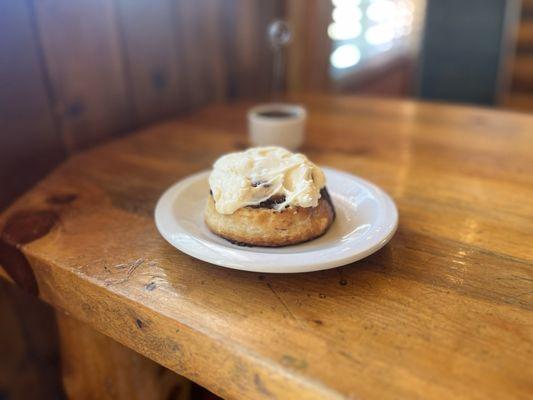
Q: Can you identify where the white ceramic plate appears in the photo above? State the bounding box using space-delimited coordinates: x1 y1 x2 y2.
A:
155 168 398 273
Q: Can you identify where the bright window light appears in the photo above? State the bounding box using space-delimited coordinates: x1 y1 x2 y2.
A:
332 7 362 23
330 44 361 69
366 0 397 22
329 0 417 70
365 24 395 45
332 0 361 7
366 0 414 37
328 22 362 40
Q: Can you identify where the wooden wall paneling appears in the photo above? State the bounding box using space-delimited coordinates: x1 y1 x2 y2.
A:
286 0 332 93
500 0 533 111
0 0 64 211
202 0 230 102
286 0 305 93
255 0 284 97
306 0 333 91
33 0 134 152
115 0 189 125
225 0 282 99
228 0 254 98
219 0 243 99
174 0 229 108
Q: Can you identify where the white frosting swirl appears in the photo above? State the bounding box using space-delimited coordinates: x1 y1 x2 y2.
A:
208 146 326 214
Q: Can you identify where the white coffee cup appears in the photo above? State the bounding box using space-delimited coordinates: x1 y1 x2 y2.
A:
248 103 307 150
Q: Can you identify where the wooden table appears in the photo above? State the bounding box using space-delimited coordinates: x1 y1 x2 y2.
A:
1 95 532 399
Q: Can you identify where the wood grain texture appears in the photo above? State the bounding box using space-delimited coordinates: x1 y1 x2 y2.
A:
57 312 190 400
225 0 281 99
0 0 64 210
286 0 332 92
0 281 64 400
173 0 228 107
116 0 188 124
34 0 134 152
1 94 532 399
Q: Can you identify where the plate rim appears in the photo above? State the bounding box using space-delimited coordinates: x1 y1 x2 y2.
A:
154 167 398 273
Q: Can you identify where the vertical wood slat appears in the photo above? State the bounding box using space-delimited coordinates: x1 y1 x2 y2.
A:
286 0 306 93
286 0 332 93
0 0 64 211
225 0 282 99
306 0 332 91
115 0 188 125
254 0 284 97
56 312 191 400
203 0 231 102
174 0 229 108
0 281 65 400
33 0 134 152
229 0 257 98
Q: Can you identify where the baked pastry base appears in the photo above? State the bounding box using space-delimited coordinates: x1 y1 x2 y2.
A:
204 190 335 247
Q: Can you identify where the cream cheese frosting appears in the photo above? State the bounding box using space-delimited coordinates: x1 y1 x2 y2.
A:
208 146 326 214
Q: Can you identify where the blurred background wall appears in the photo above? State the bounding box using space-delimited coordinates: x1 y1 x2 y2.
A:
1 0 284 212
0 0 529 399
0 0 528 212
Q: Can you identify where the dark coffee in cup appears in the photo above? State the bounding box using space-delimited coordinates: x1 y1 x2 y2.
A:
257 110 297 118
